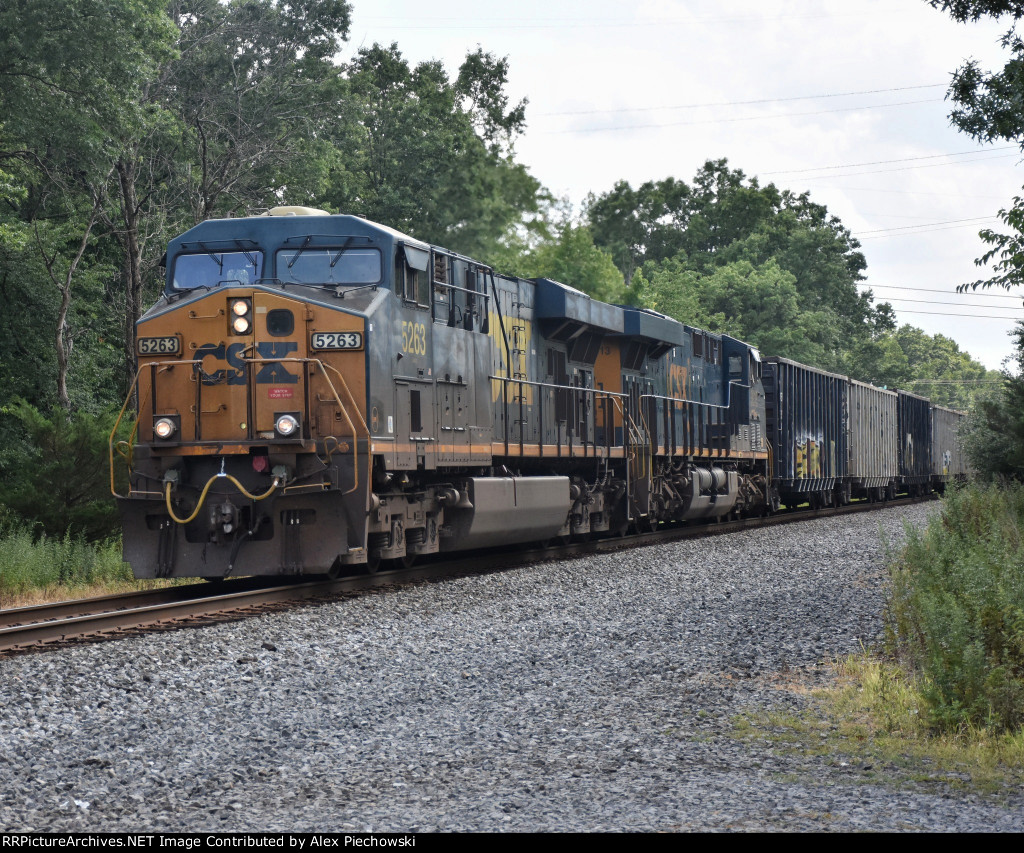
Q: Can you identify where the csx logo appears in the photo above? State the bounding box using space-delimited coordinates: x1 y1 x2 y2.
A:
194 342 298 385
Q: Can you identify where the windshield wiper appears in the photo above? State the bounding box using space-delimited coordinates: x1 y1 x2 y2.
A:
287 235 313 269
329 236 356 268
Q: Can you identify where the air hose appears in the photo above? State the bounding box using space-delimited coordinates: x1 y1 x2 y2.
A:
164 472 282 525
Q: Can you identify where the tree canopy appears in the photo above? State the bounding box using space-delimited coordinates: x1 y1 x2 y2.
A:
930 0 1024 290
584 160 996 403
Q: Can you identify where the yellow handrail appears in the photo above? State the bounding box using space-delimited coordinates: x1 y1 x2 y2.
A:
110 355 368 500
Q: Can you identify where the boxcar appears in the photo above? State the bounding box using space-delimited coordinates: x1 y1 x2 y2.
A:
848 379 898 501
897 390 932 494
763 357 847 508
931 404 968 490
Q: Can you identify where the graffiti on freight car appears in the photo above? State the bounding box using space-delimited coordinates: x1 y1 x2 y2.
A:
794 432 826 479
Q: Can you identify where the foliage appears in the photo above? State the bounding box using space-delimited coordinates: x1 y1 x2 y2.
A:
929 1 1024 290
588 162 882 372
591 160 996 396
498 219 626 304
322 43 539 261
886 481 1024 732
960 322 1024 477
0 401 121 540
0 520 129 602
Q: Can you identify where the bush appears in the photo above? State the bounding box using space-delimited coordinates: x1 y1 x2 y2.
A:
886 482 1024 733
0 517 130 599
0 400 122 540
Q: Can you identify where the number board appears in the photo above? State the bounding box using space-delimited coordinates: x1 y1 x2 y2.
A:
137 336 181 356
311 331 363 351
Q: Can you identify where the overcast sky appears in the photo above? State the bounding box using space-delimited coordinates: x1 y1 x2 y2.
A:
347 0 1024 373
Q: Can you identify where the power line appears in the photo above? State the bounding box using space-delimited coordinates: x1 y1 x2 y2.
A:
857 219 1005 240
358 12 909 30
855 215 998 236
537 83 947 117
541 98 941 135
824 185 1013 201
891 309 1022 319
761 146 1018 176
864 283 1024 300
909 379 1004 384
798 152 1022 182
884 296 1022 309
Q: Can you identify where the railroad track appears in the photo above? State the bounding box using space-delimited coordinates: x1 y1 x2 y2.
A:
0 495 930 656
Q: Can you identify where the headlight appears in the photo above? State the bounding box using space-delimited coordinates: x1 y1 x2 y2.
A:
154 416 178 440
274 413 300 437
232 316 251 334
231 300 249 316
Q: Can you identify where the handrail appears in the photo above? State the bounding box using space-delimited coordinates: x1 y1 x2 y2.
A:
639 378 754 457
489 374 629 457
640 376 751 412
110 354 367 502
239 354 364 497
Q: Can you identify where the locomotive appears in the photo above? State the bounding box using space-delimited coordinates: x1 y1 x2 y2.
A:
110 207 966 578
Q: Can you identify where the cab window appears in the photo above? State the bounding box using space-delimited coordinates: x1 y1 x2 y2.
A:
172 250 264 290
275 248 381 285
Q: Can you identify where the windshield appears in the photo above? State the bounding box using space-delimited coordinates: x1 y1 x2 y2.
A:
276 248 382 286
172 250 263 290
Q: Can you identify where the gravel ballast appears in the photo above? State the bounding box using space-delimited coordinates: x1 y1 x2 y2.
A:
1 502 1021 832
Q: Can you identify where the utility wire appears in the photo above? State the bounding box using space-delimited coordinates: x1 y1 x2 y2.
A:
820 185 1013 201
891 309 1022 319
761 146 1018 176
541 98 940 134
358 12 909 30
884 296 1022 309
857 219 1005 240
909 379 1004 384
856 216 998 236
538 83 947 117
863 284 1024 299
798 152 1021 181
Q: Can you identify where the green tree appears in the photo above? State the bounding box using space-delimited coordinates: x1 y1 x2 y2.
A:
104 0 353 391
0 401 121 540
499 220 626 303
892 324 1000 408
930 0 1024 291
585 177 690 286
323 43 540 260
587 160 886 372
0 0 177 411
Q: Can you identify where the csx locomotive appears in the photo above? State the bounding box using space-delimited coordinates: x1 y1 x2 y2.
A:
111 207 966 578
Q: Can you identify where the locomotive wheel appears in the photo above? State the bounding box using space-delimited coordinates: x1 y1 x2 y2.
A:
570 526 592 544
365 550 383 574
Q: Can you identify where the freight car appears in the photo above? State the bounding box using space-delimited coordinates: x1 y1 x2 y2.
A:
109 208 967 579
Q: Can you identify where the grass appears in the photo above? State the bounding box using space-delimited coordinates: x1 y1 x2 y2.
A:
0 524 180 609
730 653 1024 796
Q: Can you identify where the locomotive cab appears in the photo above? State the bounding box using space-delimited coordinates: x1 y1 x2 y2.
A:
115 209 393 577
